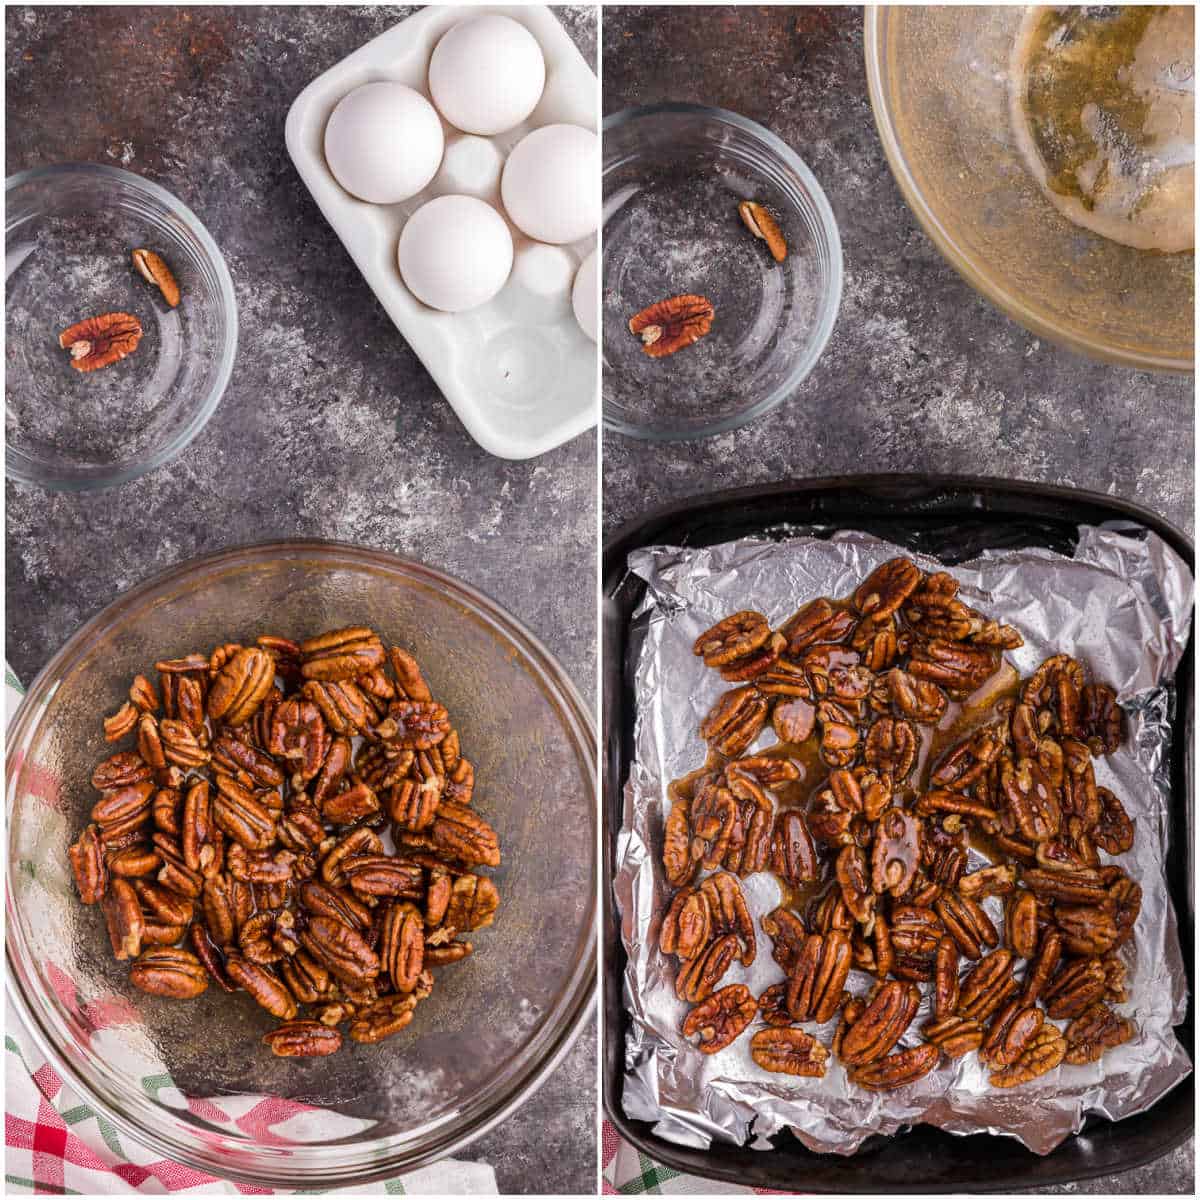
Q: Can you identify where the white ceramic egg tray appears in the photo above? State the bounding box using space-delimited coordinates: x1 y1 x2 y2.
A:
286 5 598 460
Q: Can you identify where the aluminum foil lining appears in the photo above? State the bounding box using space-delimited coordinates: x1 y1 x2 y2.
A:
614 525 1192 1156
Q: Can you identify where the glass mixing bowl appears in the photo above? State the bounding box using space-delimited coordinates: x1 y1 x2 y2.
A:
5 164 238 489
865 6 1194 372
602 104 843 441
6 542 596 1188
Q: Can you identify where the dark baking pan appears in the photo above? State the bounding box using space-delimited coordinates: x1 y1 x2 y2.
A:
602 474 1194 1193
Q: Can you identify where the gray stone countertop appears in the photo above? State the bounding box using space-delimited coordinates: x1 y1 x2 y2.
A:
6 6 596 1194
602 5 1191 1195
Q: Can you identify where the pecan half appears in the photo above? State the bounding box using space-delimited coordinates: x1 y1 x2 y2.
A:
922 1014 983 1058
849 1042 940 1090
957 949 1018 1022
130 946 208 998
59 312 142 372
300 626 386 681
751 1027 829 1076
132 247 181 307
1064 1001 1135 1065
676 934 738 1003
989 1024 1066 1088
738 200 787 262
69 824 108 904
853 559 922 620
348 990 425 1044
786 930 852 1024
101 877 144 960
226 954 298 1019
207 647 275 727
682 983 757 1053
263 1019 343 1057
979 1001 1043 1068
629 294 714 358
839 980 920 1066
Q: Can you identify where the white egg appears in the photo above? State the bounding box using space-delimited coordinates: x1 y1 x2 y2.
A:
428 15 546 136
571 249 598 342
324 81 444 204
501 123 598 245
397 195 513 313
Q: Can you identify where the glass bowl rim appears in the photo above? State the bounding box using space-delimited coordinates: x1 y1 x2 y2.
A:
862 6 1194 375
5 537 598 1188
601 101 845 442
5 161 241 491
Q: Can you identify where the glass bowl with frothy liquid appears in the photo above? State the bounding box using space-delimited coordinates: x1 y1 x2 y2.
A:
866 5 1194 372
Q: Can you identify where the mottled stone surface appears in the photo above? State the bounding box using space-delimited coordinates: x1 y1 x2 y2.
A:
6 6 596 1194
602 5 1193 544
602 6 1191 1195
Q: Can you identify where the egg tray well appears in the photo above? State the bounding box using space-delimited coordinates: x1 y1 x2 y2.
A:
286 5 597 460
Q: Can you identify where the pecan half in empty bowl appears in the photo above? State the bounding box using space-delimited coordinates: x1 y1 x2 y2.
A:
5 164 237 490
603 104 843 440
6 542 595 1187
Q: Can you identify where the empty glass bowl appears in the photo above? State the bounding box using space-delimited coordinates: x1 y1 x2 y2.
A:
5 164 238 489
865 5 1194 372
6 542 596 1187
602 104 843 441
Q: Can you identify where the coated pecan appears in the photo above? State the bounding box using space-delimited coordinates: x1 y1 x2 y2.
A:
1022 866 1109 907
864 717 917 780
101 877 144 960
932 935 960 1020
441 873 500 937
226 954 298 1019
1044 957 1108 1019
720 632 786 682
300 915 380 987
887 670 948 723
663 797 696 888
661 887 709 961
959 864 1017 900
979 1001 1043 1068
299 879 373 931
412 803 500 869
1064 1001 1134 1065
762 907 810 973
922 1014 983 1058
1055 904 1119 957
1079 683 1122 755
786 930 852 1024
212 776 277 851
682 983 757 1053
104 701 139 742
934 890 998 960
69 824 107 904
375 699 451 750
108 844 162 878
1021 928 1064 1004
699 686 769 757
321 827 384 887
279 951 333 1004
770 809 819 885
1094 787 1134 855
839 980 920 1065
853 559 922 620
890 905 944 981
207 647 275 727
59 311 142 371
189 923 236 992
348 990 425 1043
751 1026 830 1076
871 808 921 897
264 1019 343 1057
757 982 793 1027
835 845 874 925
381 902 425 993
957 949 1018 1022
130 946 208 998
1007 889 1039 960
629 294 714 358
268 698 331 783
676 934 738 1003
300 626 386 682
849 1042 940 1090
908 639 999 699
989 1024 1066 1088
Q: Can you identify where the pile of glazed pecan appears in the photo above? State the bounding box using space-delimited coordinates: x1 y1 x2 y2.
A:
661 557 1139 1091
68 627 500 1057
